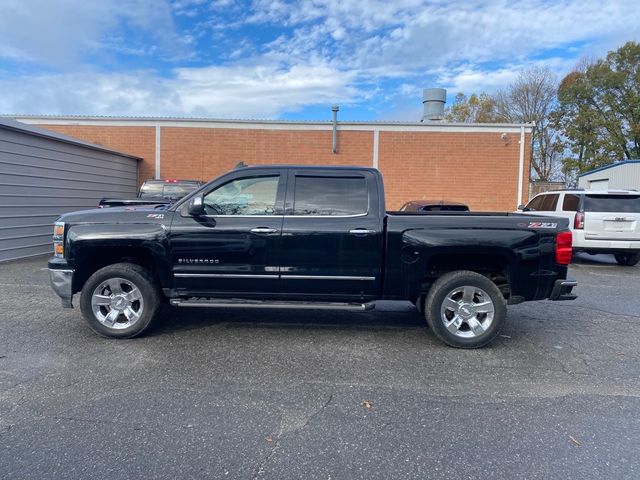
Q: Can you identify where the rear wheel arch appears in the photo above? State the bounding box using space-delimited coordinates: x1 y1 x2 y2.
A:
419 251 512 301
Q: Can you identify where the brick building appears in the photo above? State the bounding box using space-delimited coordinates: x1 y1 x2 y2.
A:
12 116 533 211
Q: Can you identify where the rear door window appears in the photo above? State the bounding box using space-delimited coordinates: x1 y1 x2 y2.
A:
585 195 640 213
562 194 581 211
539 194 559 211
292 176 368 216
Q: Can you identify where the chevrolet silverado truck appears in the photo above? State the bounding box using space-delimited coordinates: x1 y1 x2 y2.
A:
48 165 577 348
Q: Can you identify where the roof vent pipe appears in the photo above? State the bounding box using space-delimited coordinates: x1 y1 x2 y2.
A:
421 88 446 122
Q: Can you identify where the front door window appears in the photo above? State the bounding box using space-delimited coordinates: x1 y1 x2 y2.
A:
203 176 279 216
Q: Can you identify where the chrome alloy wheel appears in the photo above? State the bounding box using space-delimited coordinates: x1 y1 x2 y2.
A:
91 277 144 329
440 285 495 339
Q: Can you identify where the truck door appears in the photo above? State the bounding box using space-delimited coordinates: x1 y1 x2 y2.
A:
279 169 383 301
169 169 285 295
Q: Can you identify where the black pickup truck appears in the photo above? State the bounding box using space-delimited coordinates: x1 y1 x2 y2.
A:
48 165 577 348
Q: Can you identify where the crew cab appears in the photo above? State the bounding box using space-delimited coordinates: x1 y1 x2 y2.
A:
48 165 577 348
518 189 640 266
98 179 202 208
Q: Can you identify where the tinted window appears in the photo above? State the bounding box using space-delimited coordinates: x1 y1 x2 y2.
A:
139 183 164 198
140 182 200 199
204 176 279 215
422 204 469 212
293 176 368 216
585 195 640 213
164 184 198 198
540 194 559 211
525 195 544 211
562 194 581 211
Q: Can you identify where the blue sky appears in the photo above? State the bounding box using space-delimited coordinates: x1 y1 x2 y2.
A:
0 0 638 121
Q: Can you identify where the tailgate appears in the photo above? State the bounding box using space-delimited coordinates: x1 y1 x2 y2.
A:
584 194 640 241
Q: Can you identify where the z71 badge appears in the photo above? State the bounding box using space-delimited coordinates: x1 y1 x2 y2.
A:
528 222 557 229
147 213 165 219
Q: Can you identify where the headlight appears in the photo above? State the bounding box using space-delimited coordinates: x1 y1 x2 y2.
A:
53 221 65 257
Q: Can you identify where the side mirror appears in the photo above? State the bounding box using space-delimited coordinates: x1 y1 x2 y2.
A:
187 194 205 216
517 204 529 211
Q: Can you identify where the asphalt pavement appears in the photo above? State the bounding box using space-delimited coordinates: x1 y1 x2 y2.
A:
1 254 639 479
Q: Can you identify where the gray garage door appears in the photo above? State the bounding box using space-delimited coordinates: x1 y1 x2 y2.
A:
0 119 139 262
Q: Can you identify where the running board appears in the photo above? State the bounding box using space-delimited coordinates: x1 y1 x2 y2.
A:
170 298 375 311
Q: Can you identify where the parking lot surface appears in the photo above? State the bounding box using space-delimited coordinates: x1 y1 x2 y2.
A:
1 254 639 479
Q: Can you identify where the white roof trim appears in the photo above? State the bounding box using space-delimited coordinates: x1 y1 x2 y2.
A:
8 116 534 134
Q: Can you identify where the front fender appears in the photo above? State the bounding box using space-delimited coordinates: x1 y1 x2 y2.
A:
66 223 173 288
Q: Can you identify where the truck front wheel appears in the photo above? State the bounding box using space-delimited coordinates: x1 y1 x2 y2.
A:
424 270 507 348
79 263 160 339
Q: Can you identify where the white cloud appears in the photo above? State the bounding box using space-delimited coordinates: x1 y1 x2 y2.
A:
438 66 520 94
0 64 360 118
1 0 639 118
430 55 579 95
0 0 182 66
250 0 640 76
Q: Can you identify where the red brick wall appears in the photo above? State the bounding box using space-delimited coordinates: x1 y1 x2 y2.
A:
36 123 531 211
38 125 156 184
378 131 531 210
159 128 372 181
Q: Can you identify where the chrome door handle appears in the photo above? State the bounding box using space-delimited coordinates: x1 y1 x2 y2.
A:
349 228 376 235
251 227 278 234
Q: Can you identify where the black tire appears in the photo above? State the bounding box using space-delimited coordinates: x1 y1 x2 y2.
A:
80 262 160 338
614 253 640 266
415 295 425 314
424 270 507 349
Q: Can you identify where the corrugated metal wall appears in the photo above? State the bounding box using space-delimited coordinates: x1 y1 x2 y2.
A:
578 162 640 190
0 127 138 262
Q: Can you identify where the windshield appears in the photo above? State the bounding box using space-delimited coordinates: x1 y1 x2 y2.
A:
584 195 640 213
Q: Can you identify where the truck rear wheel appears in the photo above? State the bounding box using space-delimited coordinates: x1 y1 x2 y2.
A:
614 252 640 266
424 270 506 348
79 263 160 338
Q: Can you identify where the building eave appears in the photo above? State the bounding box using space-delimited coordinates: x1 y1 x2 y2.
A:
3 114 535 134
0 117 142 160
578 160 640 177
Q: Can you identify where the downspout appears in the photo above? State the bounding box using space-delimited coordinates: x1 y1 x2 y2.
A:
332 105 339 154
517 125 525 207
155 125 161 179
372 129 379 169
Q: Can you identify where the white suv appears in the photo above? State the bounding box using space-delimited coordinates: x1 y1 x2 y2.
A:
518 189 640 266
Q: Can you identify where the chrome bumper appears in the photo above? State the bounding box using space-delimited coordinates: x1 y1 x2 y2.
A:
49 268 74 308
549 279 577 301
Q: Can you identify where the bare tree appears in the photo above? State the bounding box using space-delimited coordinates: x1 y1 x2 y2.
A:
495 66 562 181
